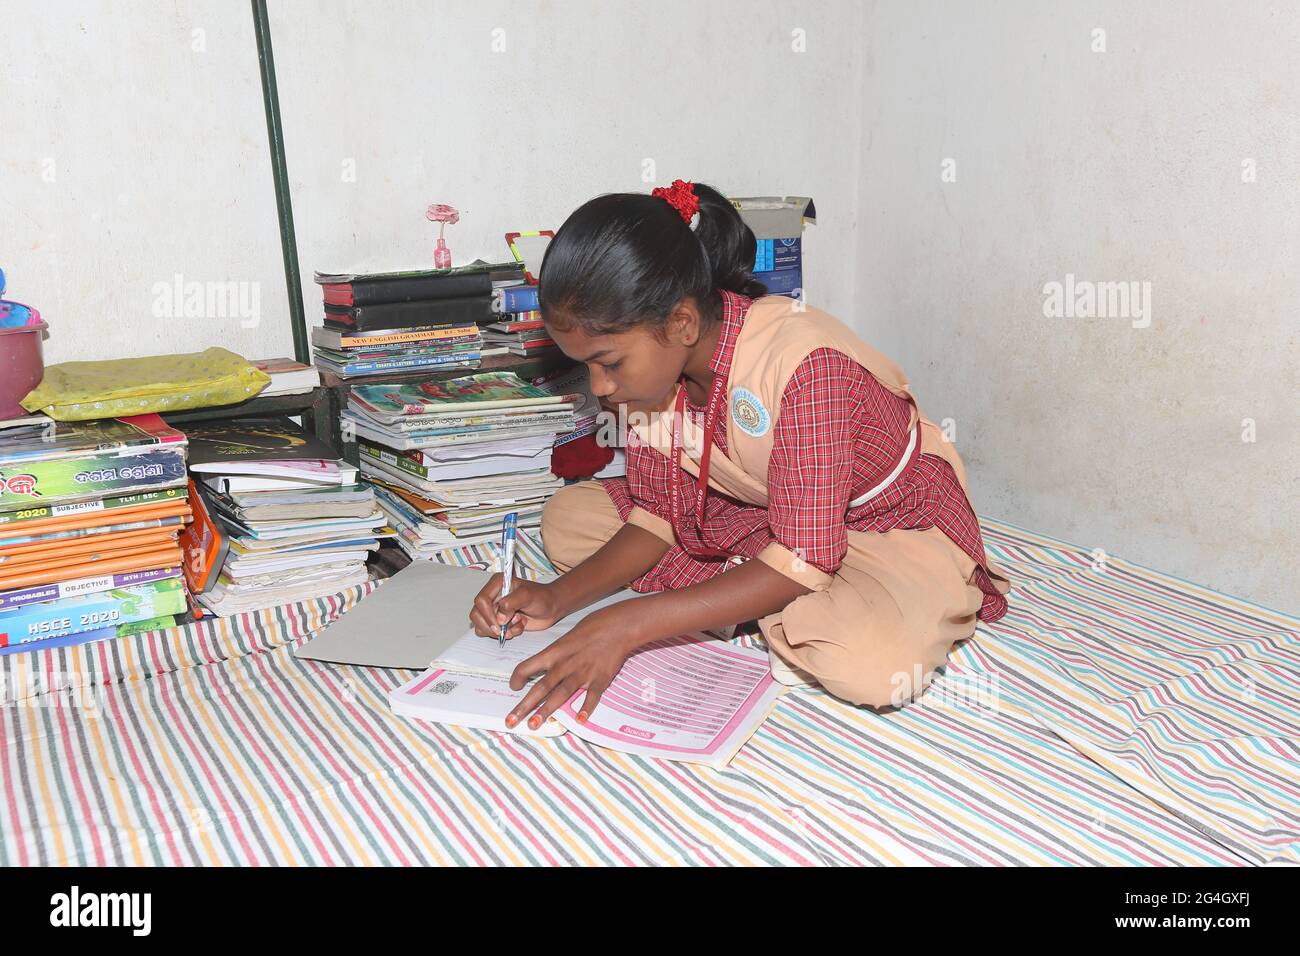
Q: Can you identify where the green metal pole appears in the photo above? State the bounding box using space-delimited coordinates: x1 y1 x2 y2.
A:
251 0 310 364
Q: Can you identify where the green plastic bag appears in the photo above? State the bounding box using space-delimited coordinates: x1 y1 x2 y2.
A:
21 347 272 421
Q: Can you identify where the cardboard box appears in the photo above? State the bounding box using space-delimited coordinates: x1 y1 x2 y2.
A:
731 196 817 297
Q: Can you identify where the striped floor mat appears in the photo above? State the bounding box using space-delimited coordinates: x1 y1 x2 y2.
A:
1 520 1295 865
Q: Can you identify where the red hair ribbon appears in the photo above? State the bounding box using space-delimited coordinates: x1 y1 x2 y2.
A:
652 179 700 227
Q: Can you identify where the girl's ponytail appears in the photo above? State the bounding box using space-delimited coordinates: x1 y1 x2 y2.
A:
690 184 768 300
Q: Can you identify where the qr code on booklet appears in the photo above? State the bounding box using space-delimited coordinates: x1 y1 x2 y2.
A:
428 680 460 696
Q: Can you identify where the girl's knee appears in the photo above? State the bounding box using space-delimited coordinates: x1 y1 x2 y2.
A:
779 601 948 709
778 568 967 709
540 481 621 571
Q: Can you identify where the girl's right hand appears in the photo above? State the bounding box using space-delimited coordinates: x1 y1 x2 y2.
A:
469 573 566 639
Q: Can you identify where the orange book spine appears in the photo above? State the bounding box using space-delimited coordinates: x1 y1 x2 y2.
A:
0 501 192 540
0 527 181 562
335 325 475 348
0 540 180 575
0 546 183 591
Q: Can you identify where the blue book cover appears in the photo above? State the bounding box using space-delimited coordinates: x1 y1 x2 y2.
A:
0 614 176 657
497 285 540 313
325 353 483 375
0 578 185 648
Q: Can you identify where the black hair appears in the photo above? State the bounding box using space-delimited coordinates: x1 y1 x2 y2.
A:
538 182 767 337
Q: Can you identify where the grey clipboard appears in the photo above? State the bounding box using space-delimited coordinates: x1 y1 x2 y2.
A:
294 561 495 669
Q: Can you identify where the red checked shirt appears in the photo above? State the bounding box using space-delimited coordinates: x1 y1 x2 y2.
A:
602 291 1009 623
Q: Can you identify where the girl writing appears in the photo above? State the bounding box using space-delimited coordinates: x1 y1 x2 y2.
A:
469 181 1011 731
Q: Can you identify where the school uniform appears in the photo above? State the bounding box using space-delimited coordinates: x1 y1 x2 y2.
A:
540 290 1011 709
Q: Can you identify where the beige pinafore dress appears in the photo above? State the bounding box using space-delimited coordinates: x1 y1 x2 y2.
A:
541 296 1011 709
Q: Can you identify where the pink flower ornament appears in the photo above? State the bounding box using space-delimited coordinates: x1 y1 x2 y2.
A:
426 204 460 226
426 203 460 268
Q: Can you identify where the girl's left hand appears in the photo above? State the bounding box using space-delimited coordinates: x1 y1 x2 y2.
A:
505 605 645 731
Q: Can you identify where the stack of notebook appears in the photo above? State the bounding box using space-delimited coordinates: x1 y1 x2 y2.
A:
345 372 580 557
178 417 389 616
312 261 525 378
0 414 192 654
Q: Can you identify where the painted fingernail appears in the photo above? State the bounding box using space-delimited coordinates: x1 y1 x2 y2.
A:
505 714 518 728
528 716 541 730
577 710 589 723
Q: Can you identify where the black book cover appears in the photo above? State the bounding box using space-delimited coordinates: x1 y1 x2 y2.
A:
315 260 524 305
345 272 492 306
324 295 497 331
182 417 337 467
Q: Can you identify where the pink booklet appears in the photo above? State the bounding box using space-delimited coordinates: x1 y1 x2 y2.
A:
554 635 785 768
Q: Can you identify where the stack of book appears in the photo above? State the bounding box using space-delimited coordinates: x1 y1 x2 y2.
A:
344 372 581 557
312 261 525 378
481 313 560 358
0 415 191 654
178 417 389 616
530 366 600 445
482 285 559 357
310 322 483 380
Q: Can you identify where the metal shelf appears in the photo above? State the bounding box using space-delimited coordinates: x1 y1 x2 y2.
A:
161 387 326 426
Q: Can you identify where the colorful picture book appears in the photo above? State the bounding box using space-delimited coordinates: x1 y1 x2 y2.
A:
349 371 578 422
0 414 187 512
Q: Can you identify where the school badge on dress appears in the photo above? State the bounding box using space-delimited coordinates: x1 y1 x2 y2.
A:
730 386 770 437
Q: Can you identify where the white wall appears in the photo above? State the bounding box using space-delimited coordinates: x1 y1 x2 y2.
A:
266 0 864 327
1 0 864 362
855 0 1300 615
1 0 293 362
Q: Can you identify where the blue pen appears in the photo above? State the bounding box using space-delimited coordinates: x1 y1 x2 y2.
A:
497 512 519 647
